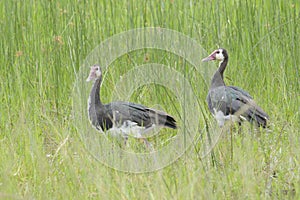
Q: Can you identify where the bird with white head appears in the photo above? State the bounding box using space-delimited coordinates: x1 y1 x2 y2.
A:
202 48 269 128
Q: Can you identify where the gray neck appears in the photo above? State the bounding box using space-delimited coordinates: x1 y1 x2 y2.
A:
210 58 228 89
89 77 103 108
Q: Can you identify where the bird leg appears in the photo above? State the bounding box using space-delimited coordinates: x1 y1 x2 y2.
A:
237 122 242 134
123 135 129 147
142 138 154 151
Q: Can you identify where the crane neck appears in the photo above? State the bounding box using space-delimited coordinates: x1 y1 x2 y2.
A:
210 58 228 89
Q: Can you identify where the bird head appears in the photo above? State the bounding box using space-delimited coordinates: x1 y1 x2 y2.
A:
202 48 228 62
86 64 102 82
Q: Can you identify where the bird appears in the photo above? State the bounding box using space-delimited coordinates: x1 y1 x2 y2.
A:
86 64 177 147
202 48 269 128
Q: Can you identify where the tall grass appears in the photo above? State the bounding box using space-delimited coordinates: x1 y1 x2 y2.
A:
0 0 299 199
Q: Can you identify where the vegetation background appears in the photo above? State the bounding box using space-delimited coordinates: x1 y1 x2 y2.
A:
1 0 299 199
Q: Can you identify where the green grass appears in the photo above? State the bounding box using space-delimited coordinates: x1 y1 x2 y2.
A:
1 0 299 199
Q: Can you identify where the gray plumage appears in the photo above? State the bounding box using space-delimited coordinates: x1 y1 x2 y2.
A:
202 48 269 128
86 65 177 137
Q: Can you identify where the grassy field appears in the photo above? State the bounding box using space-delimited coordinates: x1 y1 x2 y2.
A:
1 0 299 199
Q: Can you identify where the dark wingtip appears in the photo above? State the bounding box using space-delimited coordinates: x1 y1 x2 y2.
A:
165 115 177 129
249 110 269 128
260 116 269 128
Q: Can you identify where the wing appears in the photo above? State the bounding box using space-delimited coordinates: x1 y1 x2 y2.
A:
104 101 177 129
230 98 269 127
228 85 253 99
207 86 269 127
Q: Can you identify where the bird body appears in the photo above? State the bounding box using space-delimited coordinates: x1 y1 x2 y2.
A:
86 65 177 141
202 48 269 128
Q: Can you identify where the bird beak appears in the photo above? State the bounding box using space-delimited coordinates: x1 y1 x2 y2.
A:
86 72 95 82
86 77 92 82
202 53 216 62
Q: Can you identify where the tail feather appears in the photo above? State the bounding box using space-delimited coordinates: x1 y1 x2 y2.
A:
245 107 269 128
163 115 177 129
147 108 177 129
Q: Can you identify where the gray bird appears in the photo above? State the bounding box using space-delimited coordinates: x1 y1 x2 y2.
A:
202 48 269 128
86 64 177 146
